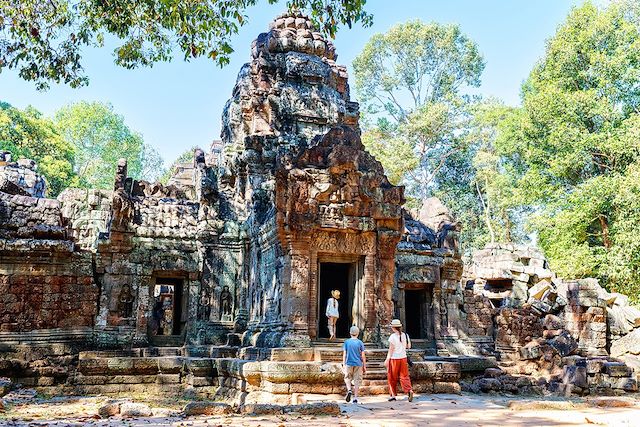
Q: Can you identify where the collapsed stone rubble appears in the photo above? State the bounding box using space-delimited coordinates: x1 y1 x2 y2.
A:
461 244 640 395
0 11 638 405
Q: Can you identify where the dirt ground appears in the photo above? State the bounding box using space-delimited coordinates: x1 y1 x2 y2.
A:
1 392 639 427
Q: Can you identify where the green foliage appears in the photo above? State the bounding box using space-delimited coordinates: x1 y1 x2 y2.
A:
353 20 487 253
0 101 78 195
54 101 163 189
0 0 372 90
496 1 640 301
353 20 484 121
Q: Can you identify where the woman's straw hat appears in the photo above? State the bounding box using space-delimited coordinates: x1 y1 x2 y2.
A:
390 319 402 328
331 289 341 299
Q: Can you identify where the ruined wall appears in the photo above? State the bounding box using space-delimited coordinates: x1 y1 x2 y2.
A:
0 191 97 333
0 158 47 198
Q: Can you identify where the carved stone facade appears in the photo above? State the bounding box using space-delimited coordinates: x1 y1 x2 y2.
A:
1 12 639 401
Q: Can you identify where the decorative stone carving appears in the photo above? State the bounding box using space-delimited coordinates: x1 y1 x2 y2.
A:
198 287 211 321
220 285 233 320
118 284 135 318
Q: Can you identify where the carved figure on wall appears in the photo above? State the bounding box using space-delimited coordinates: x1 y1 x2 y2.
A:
198 288 211 321
220 285 233 317
117 284 135 318
439 296 448 332
112 158 135 228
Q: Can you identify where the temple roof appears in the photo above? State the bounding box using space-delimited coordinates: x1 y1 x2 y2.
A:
251 11 336 60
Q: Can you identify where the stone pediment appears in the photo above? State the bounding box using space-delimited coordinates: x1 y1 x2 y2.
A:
276 125 404 233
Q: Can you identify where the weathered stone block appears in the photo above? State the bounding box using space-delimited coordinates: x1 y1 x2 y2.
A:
98 400 123 418
283 402 340 416
433 381 460 394
158 357 184 374
611 328 640 357
477 377 501 392
602 362 632 377
119 402 152 417
183 401 233 416
156 374 181 384
241 404 283 415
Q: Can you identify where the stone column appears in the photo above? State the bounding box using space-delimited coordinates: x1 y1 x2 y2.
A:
280 238 311 347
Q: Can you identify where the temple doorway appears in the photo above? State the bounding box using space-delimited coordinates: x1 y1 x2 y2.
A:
149 277 187 345
318 262 356 339
402 286 435 345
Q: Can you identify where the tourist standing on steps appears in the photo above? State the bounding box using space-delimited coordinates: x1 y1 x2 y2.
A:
343 325 366 404
326 289 340 340
384 318 414 402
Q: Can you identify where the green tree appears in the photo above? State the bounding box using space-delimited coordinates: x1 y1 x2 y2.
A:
0 0 372 90
54 101 163 189
467 99 524 246
0 101 77 195
497 1 640 300
353 20 486 251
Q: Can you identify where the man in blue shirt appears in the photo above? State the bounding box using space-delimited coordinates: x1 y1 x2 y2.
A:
343 325 366 404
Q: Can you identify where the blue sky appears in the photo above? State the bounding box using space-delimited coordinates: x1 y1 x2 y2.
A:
0 0 582 165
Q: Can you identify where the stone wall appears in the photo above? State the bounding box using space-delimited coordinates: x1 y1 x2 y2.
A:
0 158 47 198
0 188 97 333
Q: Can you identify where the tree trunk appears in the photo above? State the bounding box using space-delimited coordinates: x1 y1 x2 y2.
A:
476 180 495 244
598 214 611 249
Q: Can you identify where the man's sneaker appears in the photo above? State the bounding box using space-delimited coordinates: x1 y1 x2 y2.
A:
388 397 396 402
352 399 358 404
345 390 352 402
408 390 414 402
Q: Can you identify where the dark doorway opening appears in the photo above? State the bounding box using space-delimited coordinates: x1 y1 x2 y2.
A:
318 262 354 339
150 277 186 340
404 288 434 341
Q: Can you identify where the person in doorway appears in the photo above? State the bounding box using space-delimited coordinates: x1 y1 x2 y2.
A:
325 289 340 340
343 325 366 404
384 318 414 402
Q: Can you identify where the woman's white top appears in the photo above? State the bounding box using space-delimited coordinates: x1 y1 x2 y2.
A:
325 297 339 318
388 332 410 359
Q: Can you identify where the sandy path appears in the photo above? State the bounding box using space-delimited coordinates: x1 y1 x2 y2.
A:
1 393 639 426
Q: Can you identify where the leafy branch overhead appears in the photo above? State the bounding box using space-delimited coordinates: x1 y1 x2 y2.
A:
0 0 372 90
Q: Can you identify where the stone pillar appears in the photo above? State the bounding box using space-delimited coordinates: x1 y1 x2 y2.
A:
375 229 401 346
280 239 311 347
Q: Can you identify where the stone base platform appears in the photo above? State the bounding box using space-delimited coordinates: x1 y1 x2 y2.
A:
1 345 464 404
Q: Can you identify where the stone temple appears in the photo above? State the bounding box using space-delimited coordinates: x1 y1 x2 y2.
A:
1 12 639 404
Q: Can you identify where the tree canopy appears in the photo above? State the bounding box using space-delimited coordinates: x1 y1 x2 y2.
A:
353 20 486 250
54 101 165 189
0 0 372 90
493 1 640 299
0 101 78 195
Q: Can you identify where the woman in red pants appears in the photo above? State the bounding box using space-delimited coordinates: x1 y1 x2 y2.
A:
384 318 414 402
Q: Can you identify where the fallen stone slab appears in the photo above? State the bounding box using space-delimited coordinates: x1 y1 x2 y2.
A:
611 328 640 357
587 397 638 408
283 402 340 416
241 403 284 415
183 401 233 416
507 400 583 411
120 402 152 417
98 400 124 418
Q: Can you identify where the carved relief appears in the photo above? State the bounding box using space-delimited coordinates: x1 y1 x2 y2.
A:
117 284 135 318
220 285 233 320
